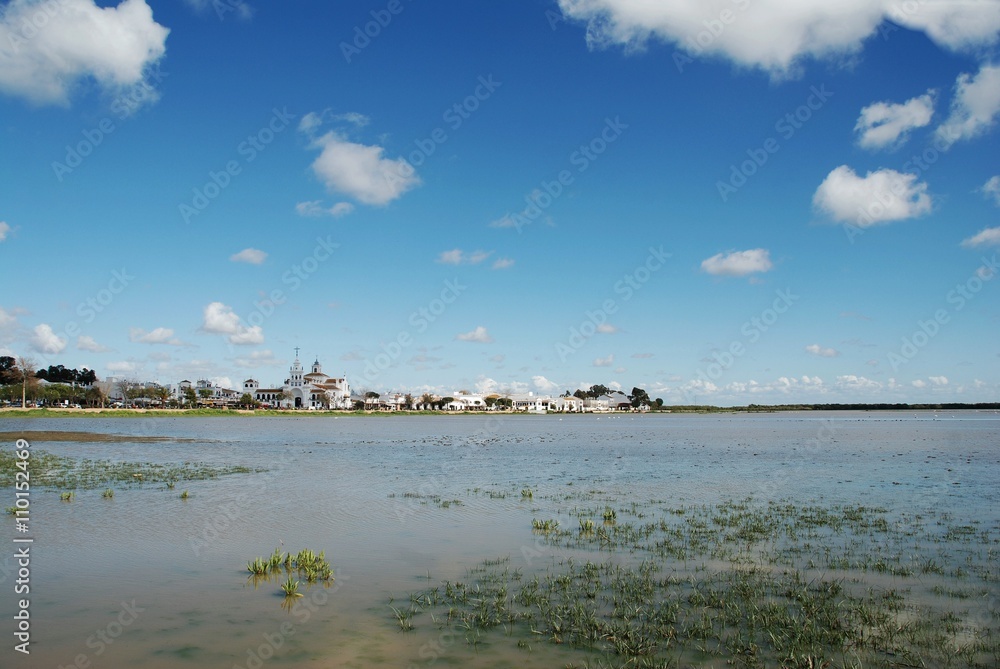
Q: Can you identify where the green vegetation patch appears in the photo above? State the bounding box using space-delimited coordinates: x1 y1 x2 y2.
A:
0 448 263 490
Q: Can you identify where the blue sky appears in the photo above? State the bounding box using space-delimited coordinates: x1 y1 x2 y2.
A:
1 0 999 405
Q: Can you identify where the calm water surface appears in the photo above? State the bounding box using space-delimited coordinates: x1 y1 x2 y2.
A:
1 411 997 667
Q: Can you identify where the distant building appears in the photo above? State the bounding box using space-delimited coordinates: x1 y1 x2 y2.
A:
243 351 351 409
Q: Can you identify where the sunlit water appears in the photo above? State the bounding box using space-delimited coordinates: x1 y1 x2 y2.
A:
1 411 997 667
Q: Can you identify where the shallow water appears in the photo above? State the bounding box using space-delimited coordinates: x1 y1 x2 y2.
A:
1 411 998 667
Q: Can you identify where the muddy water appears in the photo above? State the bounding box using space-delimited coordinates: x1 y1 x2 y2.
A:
1 411 997 668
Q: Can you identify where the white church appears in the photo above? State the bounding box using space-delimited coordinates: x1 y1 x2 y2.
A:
243 350 351 409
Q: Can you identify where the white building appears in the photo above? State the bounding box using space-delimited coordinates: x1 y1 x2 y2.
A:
244 351 351 409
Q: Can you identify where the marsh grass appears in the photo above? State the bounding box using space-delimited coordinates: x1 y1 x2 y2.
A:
391 497 1000 668
246 547 334 596
0 448 263 490
101 488 114 499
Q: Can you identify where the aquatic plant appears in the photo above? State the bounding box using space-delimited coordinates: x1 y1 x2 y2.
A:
60 491 74 502
521 488 533 499
247 557 268 575
281 576 302 597
180 490 189 500
101 488 114 498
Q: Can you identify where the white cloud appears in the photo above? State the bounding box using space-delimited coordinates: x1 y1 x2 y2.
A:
597 323 618 334
805 344 839 358
981 176 1000 206
295 200 354 218
455 326 493 344
230 248 268 265
936 63 1000 147
129 327 185 346
593 354 614 367
30 323 66 355
0 307 17 329
492 257 515 270
813 166 932 225
834 375 882 391
0 221 10 242
0 0 169 106
631 352 654 359
701 248 772 277
234 349 279 368
106 360 142 375
912 379 927 388
436 249 492 265
855 91 935 149
437 249 464 265
556 1 1000 78
201 301 264 346
76 335 111 353
532 375 559 393
306 131 420 206
929 375 949 386
961 226 1000 248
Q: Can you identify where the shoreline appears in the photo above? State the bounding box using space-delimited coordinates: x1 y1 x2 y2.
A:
1 404 997 418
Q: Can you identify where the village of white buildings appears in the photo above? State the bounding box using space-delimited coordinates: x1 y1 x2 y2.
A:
1 350 653 413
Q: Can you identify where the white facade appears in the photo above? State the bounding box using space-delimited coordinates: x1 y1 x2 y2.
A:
244 352 351 409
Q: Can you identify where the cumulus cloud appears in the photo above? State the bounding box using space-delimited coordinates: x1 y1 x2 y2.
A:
981 176 1000 206
936 63 1000 147
556 0 1000 77
593 354 614 367
0 0 169 106
532 375 559 393
0 221 10 242
805 344 839 358
306 131 420 206
30 323 66 355
233 349 279 368
455 326 493 344
929 375 949 386
436 249 492 265
813 166 932 226
961 226 1000 248
201 302 263 345
230 248 267 265
855 91 935 149
492 257 515 270
701 248 772 277
295 200 354 218
76 335 110 353
129 327 185 346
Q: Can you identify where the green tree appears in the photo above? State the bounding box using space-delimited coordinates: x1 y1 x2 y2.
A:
629 387 650 409
239 393 256 409
588 384 610 399
182 387 197 407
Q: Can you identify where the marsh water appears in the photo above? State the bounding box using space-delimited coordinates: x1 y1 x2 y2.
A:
2 411 998 668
